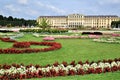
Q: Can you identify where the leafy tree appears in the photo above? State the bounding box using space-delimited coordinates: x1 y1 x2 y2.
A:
37 18 50 30
0 15 36 27
111 21 120 28
0 15 3 20
6 23 12 27
7 16 13 21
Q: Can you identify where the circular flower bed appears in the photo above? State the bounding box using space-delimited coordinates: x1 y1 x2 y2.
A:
13 42 30 48
0 58 120 79
0 37 62 54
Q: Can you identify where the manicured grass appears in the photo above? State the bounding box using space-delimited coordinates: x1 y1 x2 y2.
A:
0 33 120 80
30 71 120 80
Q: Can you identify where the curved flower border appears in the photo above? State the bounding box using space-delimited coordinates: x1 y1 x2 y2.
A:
0 37 62 54
0 58 120 79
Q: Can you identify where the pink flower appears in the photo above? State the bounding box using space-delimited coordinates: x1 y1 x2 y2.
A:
43 37 55 41
88 35 100 39
112 34 120 37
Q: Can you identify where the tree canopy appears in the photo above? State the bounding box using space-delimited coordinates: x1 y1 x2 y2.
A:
0 15 36 27
111 20 120 28
37 18 50 30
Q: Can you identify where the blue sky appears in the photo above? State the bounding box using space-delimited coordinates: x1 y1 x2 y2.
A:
0 0 120 19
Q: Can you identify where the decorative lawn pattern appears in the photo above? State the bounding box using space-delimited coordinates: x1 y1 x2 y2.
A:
0 33 120 80
0 37 62 54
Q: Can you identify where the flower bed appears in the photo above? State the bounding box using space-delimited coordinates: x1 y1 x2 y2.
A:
0 33 24 40
0 58 120 79
54 35 100 39
43 37 55 41
93 37 120 44
0 37 16 42
112 33 120 37
0 37 62 54
13 42 30 48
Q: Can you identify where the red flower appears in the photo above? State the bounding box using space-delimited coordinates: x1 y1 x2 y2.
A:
62 61 68 67
68 70 76 75
77 68 84 75
103 67 111 73
95 68 102 74
86 68 95 74
13 42 30 48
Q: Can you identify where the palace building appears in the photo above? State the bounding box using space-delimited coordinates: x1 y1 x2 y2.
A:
37 14 120 28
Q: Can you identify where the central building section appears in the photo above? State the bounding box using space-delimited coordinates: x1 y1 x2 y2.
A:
68 14 84 28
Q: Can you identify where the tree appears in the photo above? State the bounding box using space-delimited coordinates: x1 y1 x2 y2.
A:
111 21 120 28
37 18 50 30
8 16 13 21
0 15 36 27
0 15 3 20
6 23 12 27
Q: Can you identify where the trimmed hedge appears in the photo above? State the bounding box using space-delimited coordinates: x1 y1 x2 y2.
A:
82 32 103 35
0 30 13 33
20 29 68 33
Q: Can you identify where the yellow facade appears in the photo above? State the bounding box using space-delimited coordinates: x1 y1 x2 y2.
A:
37 14 120 28
37 16 67 28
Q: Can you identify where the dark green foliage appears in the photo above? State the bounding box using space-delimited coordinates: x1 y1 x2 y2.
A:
111 20 120 28
20 29 68 33
0 15 36 27
36 18 50 30
0 30 13 33
82 32 103 35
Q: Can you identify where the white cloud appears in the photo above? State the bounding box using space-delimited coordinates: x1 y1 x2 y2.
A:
4 4 20 12
18 0 28 5
37 2 66 15
0 10 4 15
98 0 120 5
46 5 66 14
25 9 39 16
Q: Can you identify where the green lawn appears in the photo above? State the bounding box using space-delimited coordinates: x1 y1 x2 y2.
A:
0 33 120 80
30 71 120 80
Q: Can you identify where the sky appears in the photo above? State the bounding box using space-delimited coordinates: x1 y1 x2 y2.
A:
0 0 120 20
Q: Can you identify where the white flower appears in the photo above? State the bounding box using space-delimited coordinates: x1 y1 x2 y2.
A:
75 64 82 70
17 66 26 74
90 63 98 68
98 62 105 69
70 67 77 72
117 61 120 66
104 63 111 68
111 61 118 67
41 68 46 72
0 69 5 75
82 64 90 70
29 66 37 72
66 65 73 70
53 67 59 72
